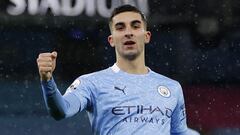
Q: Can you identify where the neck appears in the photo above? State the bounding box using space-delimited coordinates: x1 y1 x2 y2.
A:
116 53 148 74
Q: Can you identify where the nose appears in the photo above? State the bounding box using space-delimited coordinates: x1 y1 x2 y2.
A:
124 27 133 38
125 33 133 38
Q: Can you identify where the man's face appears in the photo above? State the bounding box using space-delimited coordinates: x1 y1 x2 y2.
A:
108 12 151 60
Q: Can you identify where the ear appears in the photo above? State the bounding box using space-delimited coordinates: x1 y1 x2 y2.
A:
108 35 115 47
144 31 151 44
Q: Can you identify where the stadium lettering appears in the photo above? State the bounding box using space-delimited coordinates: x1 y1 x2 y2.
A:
7 0 149 17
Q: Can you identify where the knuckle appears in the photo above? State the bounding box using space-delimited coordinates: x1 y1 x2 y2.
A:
39 67 43 72
39 53 44 57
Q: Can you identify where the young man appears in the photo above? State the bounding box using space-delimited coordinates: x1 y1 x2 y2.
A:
37 5 193 135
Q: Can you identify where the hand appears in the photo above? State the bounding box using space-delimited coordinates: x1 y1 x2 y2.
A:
37 51 57 81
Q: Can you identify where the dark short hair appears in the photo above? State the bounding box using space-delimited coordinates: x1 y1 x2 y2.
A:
109 4 147 31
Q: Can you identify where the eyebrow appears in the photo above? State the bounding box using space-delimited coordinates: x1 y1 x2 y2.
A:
114 22 125 28
114 20 142 28
131 20 141 25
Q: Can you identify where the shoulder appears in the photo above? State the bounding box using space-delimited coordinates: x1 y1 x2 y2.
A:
68 68 112 90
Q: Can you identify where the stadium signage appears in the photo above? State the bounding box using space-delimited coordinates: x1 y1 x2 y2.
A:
7 0 149 18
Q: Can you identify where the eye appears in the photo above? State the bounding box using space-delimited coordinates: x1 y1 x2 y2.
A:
116 26 124 30
131 21 141 29
115 23 125 31
133 24 140 29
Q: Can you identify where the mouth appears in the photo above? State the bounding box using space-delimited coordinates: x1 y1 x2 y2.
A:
124 41 136 46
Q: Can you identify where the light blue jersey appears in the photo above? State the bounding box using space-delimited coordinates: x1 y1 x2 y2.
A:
41 64 189 135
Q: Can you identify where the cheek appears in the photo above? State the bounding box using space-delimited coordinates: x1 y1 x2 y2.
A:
113 36 123 46
137 34 146 43
112 33 121 41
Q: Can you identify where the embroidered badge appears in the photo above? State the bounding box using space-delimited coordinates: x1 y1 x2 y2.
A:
157 86 171 98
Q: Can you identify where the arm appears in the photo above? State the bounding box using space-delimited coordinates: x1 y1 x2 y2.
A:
170 83 188 135
37 52 89 120
41 78 81 120
170 83 201 135
41 77 93 120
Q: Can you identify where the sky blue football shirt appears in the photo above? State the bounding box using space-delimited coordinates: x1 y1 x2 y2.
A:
41 64 189 135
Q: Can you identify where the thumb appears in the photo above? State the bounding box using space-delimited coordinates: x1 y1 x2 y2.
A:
51 51 57 59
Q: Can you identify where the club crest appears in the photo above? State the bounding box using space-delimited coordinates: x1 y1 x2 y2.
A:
157 86 171 98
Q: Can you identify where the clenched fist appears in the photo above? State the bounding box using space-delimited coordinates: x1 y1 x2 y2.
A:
37 51 57 81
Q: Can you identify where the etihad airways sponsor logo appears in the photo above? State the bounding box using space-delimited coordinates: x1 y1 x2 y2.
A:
112 105 173 118
122 116 168 125
112 105 186 125
111 105 173 125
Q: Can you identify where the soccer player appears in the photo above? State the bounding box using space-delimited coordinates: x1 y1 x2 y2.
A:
37 5 198 135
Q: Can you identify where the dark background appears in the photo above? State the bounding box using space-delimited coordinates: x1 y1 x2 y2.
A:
0 0 239 135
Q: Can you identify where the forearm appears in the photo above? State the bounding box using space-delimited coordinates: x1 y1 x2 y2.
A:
41 78 68 120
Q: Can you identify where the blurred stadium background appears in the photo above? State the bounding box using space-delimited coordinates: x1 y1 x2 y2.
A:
0 0 239 135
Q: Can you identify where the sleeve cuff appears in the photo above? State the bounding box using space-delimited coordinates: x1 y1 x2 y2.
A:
41 77 58 96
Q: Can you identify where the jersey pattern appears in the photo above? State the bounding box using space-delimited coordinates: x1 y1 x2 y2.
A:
63 64 188 135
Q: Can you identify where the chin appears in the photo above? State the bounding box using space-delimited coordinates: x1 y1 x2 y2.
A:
122 52 139 61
